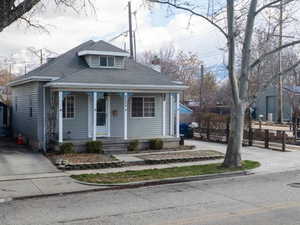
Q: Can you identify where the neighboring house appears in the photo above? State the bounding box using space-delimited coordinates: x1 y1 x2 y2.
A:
9 40 187 152
255 85 293 122
179 103 193 123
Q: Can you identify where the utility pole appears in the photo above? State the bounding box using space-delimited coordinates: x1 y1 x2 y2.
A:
199 64 204 112
40 49 43 65
277 0 283 123
128 1 134 59
133 31 137 61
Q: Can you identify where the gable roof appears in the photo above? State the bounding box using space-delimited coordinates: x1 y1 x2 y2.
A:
9 40 187 91
84 40 127 53
180 103 193 114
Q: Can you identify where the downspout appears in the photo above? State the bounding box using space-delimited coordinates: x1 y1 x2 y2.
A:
43 84 46 152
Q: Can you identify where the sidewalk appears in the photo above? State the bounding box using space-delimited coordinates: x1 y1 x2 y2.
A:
2 140 300 201
0 175 108 200
186 140 300 175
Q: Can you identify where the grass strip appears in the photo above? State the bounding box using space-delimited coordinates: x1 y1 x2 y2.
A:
71 160 260 184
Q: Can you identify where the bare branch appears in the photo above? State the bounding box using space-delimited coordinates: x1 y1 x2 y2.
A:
19 16 49 33
148 0 228 39
0 0 95 32
251 40 300 69
255 0 295 15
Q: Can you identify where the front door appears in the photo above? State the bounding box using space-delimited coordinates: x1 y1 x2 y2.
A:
96 97 107 137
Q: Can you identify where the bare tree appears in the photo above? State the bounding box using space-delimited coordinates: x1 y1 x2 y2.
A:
0 68 16 104
139 46 216 102
0 0 94 32
148 0 300 168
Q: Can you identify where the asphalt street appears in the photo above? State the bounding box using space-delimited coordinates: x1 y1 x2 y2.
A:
1 170 300 225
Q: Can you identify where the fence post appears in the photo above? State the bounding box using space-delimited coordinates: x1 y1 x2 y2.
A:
207 119 210 141
248 127 253 146
264 129 269 149
226 119 230 143
282 131 286 152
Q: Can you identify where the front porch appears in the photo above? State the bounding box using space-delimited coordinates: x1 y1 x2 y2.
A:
47 89 181 152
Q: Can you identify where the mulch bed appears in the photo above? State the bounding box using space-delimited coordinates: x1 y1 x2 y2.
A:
48 153 123 170
137 150 224 164
49 153 117 164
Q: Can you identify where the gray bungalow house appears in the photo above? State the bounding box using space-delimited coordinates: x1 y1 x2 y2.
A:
9 40 187 152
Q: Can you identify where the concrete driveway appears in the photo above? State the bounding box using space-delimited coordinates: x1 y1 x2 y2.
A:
0 138 58 177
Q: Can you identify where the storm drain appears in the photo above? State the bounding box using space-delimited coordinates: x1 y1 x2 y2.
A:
287 183 300 188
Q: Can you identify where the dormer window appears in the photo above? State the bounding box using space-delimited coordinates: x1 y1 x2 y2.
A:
88 55 125 68
78 50 129 69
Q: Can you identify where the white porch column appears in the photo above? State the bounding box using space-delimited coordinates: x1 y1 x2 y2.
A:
58 91 63 143
162 94 166 136
93 92 97 141
124 92 128 140
169 94 173 136
176 93 180 138
107 95 111 137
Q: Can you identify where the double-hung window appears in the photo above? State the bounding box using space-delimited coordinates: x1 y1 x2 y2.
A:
131 97 155 118
63 96 75 119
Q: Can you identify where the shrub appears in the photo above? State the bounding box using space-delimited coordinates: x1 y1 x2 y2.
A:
149 138 163 150
127 140 139 152
59 143 74 154
86 141 103 153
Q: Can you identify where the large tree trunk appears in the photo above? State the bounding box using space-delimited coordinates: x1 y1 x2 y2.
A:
223 103 246 168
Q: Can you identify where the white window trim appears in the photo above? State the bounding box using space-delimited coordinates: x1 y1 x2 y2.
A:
89 55 123 69
63 95 75 120
130 96 156 119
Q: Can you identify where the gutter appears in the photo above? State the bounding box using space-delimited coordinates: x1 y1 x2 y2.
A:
8 76 60 87
44 82 188 91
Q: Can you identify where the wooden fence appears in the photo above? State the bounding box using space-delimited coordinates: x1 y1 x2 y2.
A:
194 113 291 152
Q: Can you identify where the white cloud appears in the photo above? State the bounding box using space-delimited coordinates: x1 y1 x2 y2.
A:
0 0 226 74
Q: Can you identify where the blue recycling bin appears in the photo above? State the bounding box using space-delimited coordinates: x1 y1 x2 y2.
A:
180 123 194 138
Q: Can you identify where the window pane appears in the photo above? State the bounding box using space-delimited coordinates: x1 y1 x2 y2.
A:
132 97 143 117
100 56 107 66
97 112 106 126
63 96 75 118
108 56 114 67
144 97 155 117
115 56 123 67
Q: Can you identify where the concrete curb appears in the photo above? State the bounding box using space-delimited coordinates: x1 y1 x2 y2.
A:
9 170 253 202
73 170 253 187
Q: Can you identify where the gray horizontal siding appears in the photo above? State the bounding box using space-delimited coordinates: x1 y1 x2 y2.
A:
59 93 89 140
11 82 41 146
110 94 124 137
128 93 163 138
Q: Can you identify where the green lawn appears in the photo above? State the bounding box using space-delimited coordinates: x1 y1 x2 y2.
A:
71 160 260 184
